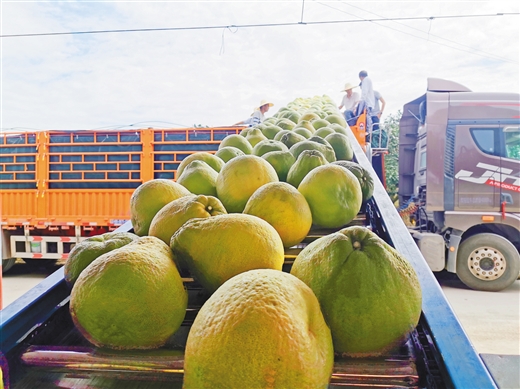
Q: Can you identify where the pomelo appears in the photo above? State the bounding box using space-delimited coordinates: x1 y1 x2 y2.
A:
325 132 354 161
332 160 374 201
246 128 268 147
64 231 138 287
149 194 226 246
291 226 422 357
252 139 289 156
289 139 336 163
215 146 245 163
176 152 224 179
298 164 362 228
244 182 312 248
176 160 218 196
70 236 188 350
183 269 334 389
261 150 296 182
287 149 328 188
279 131 307 149
170 214 284 293
219 134 254 154
130 179 191 236
293 127 313 139
216 155 279 213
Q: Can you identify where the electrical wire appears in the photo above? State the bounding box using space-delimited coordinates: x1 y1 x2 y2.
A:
1 12 517 38
316 1 518 64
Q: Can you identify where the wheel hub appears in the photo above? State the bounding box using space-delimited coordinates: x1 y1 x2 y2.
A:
467 246 507 281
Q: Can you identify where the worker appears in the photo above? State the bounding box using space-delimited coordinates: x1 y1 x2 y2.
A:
359 70 376 131
338 82 360 123
235 99 274 127
359 70 375 116
371 90 386 131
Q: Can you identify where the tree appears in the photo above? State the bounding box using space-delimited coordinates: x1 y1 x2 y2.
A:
381 111 402 200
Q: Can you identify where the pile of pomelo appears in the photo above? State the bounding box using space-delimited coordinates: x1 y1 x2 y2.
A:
65 95 422 389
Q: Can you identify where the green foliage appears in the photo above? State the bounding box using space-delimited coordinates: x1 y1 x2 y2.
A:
381 111 401 197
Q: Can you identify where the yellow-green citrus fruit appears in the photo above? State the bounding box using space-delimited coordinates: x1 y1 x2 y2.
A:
261 150 296 182
244 182 312 248
176 152 224 179
332 160 374 202
287 149 328 188
130 179 191 236
298 164 362 228
170 214 284 293
246 129 268 147
64 232 138 287
252 139 289 156
219 134 254 154
293 127 314 139
176 160 218 197
261 124 284 139
291 226 422 357
324 114 347 128
216 155 279 213
325 132 354 161
314 127 335 139
215 146 245 163
149 195 227 246
70 236 188 350
183 269 334 389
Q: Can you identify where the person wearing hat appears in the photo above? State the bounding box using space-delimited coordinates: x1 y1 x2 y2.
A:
338 82 360 122
235 99 274 127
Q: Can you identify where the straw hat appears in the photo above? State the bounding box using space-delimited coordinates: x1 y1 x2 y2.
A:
259 99 274 108
341 82 357 92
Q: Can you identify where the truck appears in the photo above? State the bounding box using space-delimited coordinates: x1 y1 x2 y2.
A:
0 118 501 388
0 126 241 273
398 78 520 292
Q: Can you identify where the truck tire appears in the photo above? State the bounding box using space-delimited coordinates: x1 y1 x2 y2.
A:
2 258 16 273
456 233 520 292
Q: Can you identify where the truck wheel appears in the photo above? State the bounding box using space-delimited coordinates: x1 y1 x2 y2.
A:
456 233 520 292
2 258 16 273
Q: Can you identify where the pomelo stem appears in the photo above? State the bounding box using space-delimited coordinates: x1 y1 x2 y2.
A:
353 241 361 250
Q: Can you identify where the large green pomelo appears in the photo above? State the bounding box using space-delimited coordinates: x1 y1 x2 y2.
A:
64 232 139 287
262 150 296 182
325 114 347 128
176 152 224 179
290 226 422 357
276 118 296 131
252 139 289 157
215 146 245 163
297 164 361 228
332 160 374 201
287 150 328 188
314 127 335 139
289 139 336 163
325 133 354 161
293 127 313 139
279 132 307 149
177 160 218 197
219 134 253 154
261 124 284 140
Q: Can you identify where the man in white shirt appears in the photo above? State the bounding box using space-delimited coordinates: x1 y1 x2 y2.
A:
359 70 375 115
338 82 360 123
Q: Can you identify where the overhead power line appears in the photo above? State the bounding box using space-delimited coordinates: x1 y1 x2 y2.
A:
0 12 517 38
315 1 519 64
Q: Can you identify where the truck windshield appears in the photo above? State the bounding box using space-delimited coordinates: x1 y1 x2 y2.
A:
504 126 520 160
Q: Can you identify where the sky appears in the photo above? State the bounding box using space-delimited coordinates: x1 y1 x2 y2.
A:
1 0 519 132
